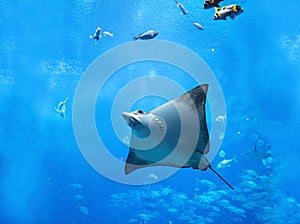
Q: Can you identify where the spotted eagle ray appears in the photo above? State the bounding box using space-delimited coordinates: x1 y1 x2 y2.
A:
122 84 234 190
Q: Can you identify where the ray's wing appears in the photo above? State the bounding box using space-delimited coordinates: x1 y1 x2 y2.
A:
125 147 153 174
152 84 210 155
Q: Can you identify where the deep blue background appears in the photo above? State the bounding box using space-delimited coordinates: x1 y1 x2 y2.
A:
1 0 300 223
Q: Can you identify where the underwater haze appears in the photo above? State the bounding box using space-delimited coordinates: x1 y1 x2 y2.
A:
1 0 300 223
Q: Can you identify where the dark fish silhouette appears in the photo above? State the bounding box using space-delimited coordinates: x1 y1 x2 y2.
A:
203 0 224 9
242 145 271 160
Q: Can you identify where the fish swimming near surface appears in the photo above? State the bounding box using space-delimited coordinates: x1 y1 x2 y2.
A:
242 145 271 160
74 194 84 200
122 84 234 190
55 97 68 117
213 5 244 20
69 183 82 189
93 27 101 40
103 31 113 37
217 157 238 169
133 30 158 41
90 27 102 45
175 0 188 15
203 0 224 9
193 22 204 30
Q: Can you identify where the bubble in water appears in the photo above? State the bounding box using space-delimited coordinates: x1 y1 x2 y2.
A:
219 132 224 140
256 139 264 147
256 124 265 133
262 157 273 169
218 150 226 158
250 133 258 141
265 157 273 164
123 136 130 146
215 115 226 123
148 70 156 76
148 173 158 180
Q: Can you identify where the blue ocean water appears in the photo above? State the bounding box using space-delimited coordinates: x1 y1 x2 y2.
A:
1 0 300 223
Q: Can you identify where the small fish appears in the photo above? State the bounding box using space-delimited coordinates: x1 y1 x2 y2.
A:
55 97 68 117
217 157 238 169
133 30 158 41
90 27 101 45
243 169 257 179
203 0 224 9
193 22 204 30
213 5 244 20
175 0 188 15
74 194 84 200
93 27 101 40
241 180 257 190
286 197 296 204
103 31 113 37
213 7 232 20
76 205 89 215
70 183 82 189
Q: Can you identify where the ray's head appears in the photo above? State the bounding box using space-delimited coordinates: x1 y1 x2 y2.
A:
122 110 166 141
122 110 152 138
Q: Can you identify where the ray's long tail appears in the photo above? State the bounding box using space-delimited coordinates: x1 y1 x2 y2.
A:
208 165 234 190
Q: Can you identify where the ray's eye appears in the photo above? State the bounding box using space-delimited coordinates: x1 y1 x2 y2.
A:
133 110 144 115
